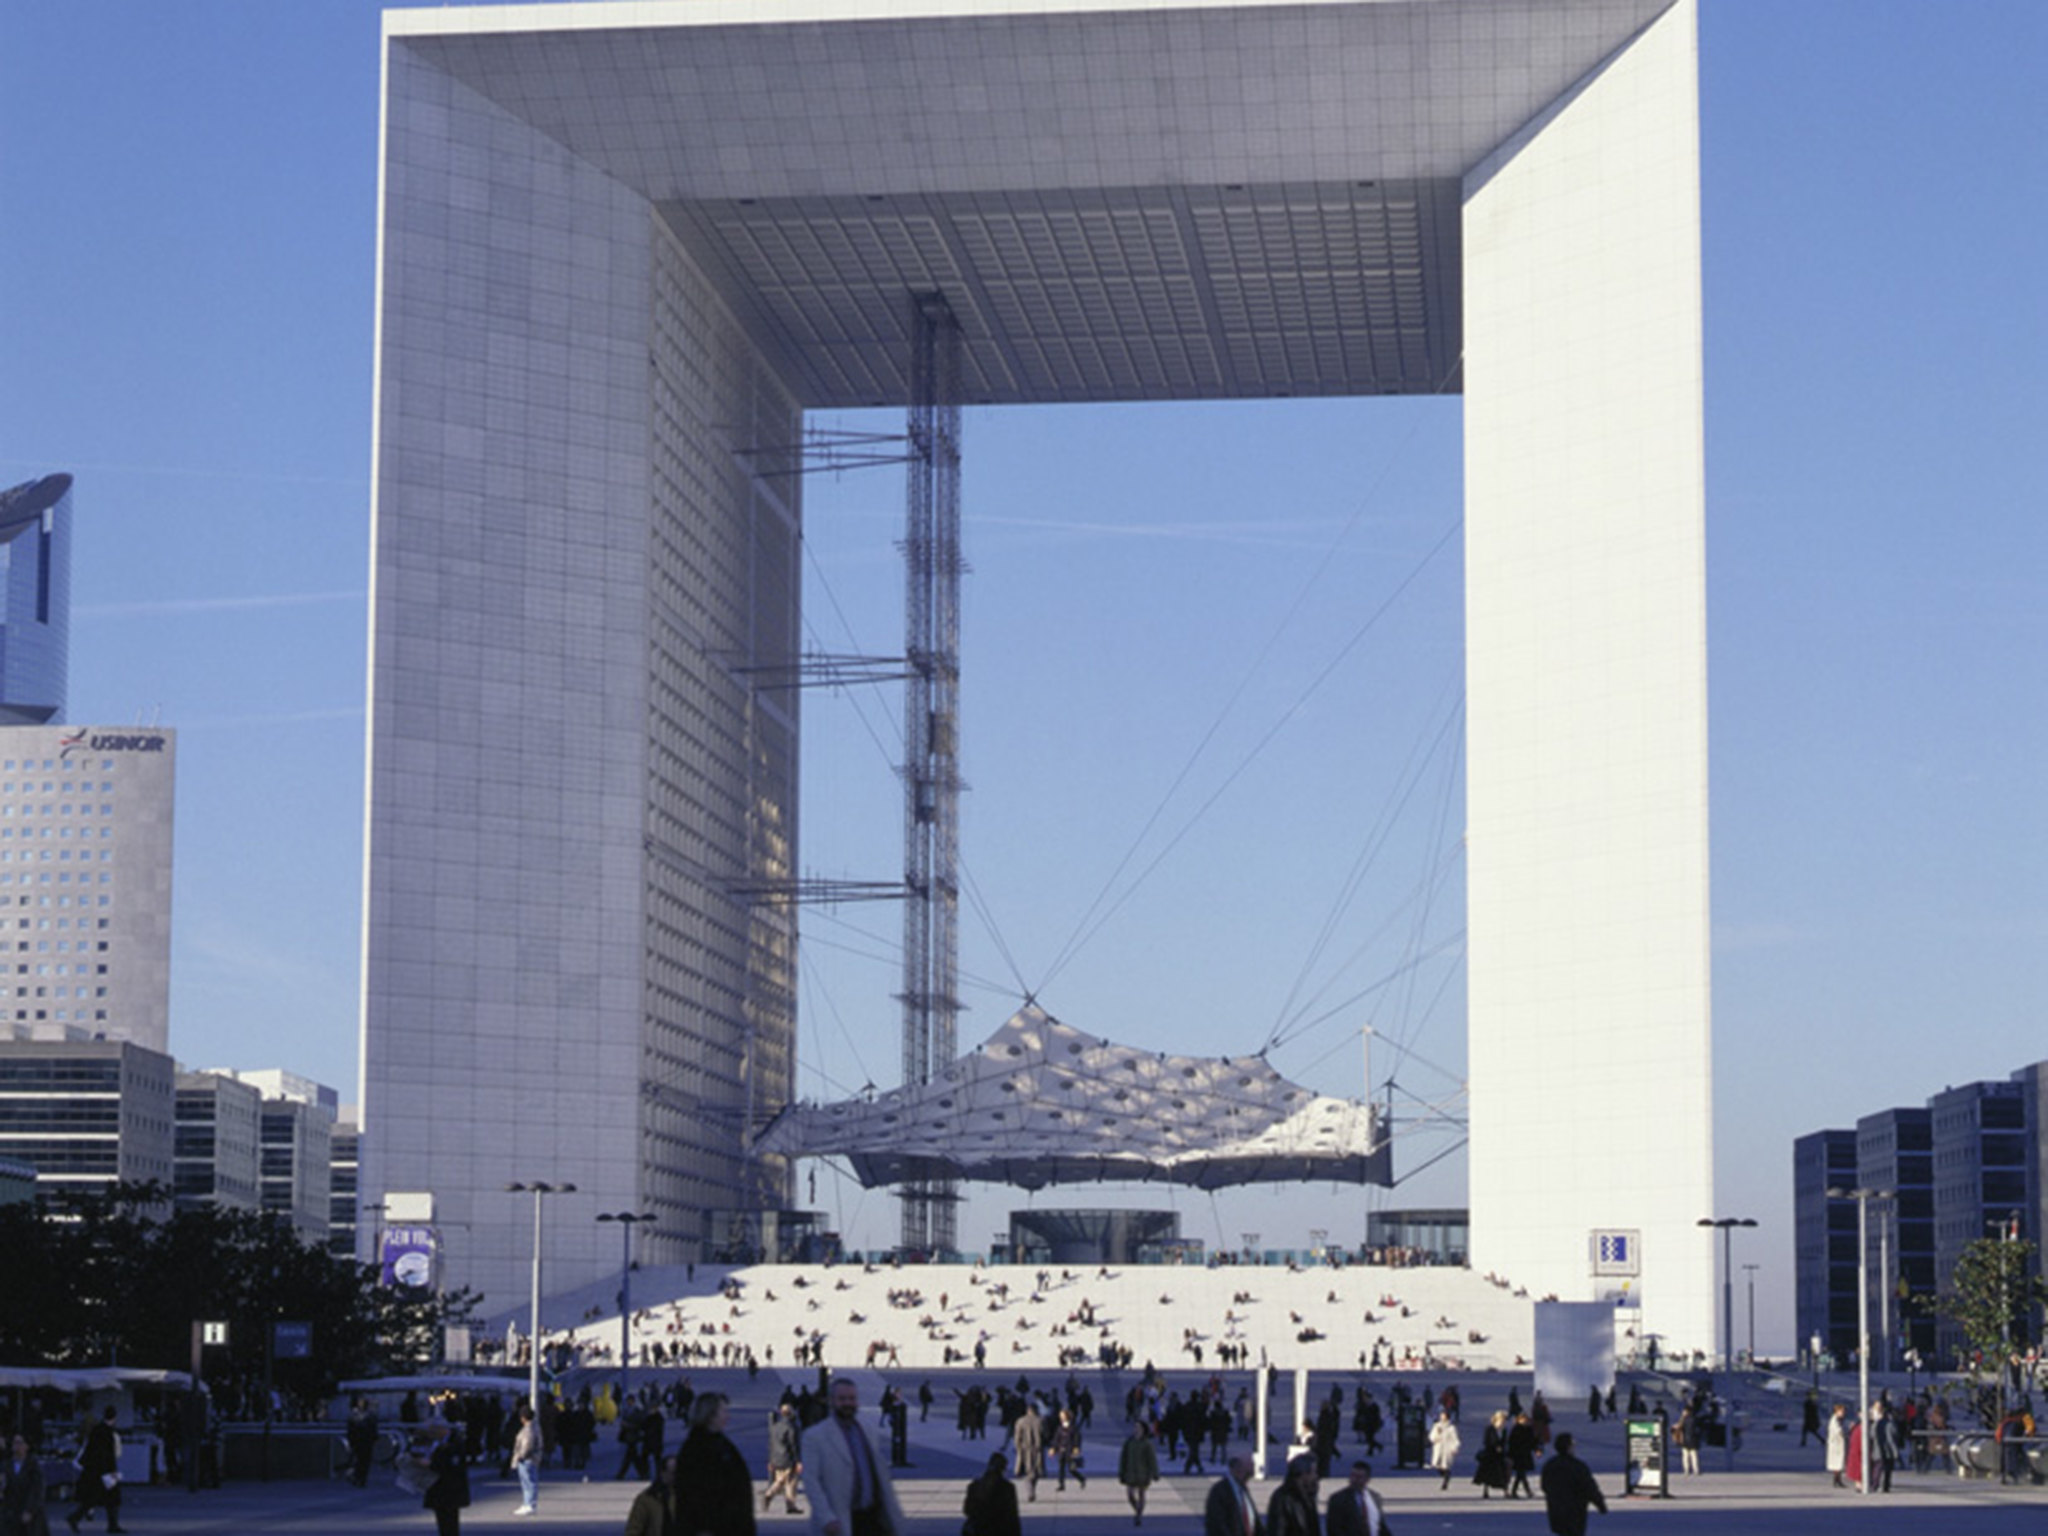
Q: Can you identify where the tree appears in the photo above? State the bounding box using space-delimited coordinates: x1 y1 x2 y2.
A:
1937 1233 2047 1373
0 1183 478 1403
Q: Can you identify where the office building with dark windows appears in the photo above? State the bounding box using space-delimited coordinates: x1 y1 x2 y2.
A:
0 473 72 727
1799 1066 2048 1367
0 1038 173 1201
173 1069 264 1212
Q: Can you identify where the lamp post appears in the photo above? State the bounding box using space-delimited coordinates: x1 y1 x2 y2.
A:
1696 1217 1758 1373
1742 1263 1759 1366
1827 1186 1892 1495
598 1211 656 1405
508 1181 577 1415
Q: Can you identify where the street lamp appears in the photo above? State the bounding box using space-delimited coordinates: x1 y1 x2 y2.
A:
1827 1186 1893 1495
1697 1217 1758 1372
1741 1263 1760 1366
507 1181 577 1417
597 1211 656 1404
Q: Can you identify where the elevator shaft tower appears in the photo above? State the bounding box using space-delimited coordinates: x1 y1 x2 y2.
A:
899 294 963 1255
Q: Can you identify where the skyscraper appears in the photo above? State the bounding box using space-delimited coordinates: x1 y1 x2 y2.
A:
0 473 72 726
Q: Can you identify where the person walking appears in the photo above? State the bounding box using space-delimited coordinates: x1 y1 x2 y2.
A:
1537 1433 1607 1536
1117 1422 1160 1526
1427 1407 1460 1491
1473 1410 1509 1498
1204 1455 1263 1536
421 1422 472 1536
1323 1461 1387 1536
1052 1408 1087 1490
1010 1401 1044 1503
802 1377 906 1536
1800 1391 1820 1448
962 1454 1021 1536
1264 1455 1321 1536
1507 1412 1537 1499
65 1407 122 1534
1824 1403 1847 1488
626 1455 680 1536
764 1402 804 1515
344 1395 381 1488
4 1434 52 1536
1869 1401 1899 1493
676 1393 757 1536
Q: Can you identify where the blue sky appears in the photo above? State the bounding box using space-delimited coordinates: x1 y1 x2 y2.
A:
2 2 2043 1350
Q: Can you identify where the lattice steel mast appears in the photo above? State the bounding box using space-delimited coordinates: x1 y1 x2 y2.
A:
900 293 963 1255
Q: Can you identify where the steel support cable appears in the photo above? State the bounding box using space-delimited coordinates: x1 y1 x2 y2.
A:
802 492 1036 1024
1262 676 1464 1052
1033 408 1454 995
798 947 874 1095
1035 516 1463 999
1266 864 1446 1052
960 858 1033 1001
1386 708 1464 1048
1265 923 1468 1057
1270 783 1465 1064
801 911 1026 1008
1386 1076 1470 1135
1376 928 1467 1078
800 531 903 761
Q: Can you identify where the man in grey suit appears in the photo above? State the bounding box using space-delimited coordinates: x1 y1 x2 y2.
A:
803 1378 906 1536
1010 1400 1045 1503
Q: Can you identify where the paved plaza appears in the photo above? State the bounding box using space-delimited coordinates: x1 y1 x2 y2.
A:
67 1369 2048 1535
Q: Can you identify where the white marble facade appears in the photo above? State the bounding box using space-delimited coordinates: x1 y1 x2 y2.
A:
365 0 1711 1348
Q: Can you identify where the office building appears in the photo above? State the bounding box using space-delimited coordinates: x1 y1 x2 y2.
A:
0 1038 174 1201
1931 1078 2028 1360
0 473 72 727
173 1069 263 1212
1856 1106 1935 1365
1793 1129 1858 1364
214 1068 337 1248
364 0 1713 1340
329 1113 359 1259
0 1155 34 1206
0 724 175 1053
1799 1066 2048 1366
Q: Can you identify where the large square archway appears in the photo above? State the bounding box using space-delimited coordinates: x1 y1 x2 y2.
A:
363 0 1712 1353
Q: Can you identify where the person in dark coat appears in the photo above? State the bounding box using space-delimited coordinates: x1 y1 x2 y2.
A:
5 1433 53 1536
1204 1455 1263 1536
1264 1455 1320 1536
66 1406 122 1534
1472 1411 1509 1498
1506 1413 1537 1498
962 1454 1022 1536
345 1396 381 1488
422 1422 472 1536
1052 1408 1087 1489
1323 1461 1387 1536
626 1455 679 1536
1118 1423 1161 1526
1537 1433 1607 1536
675 1393 758 1536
